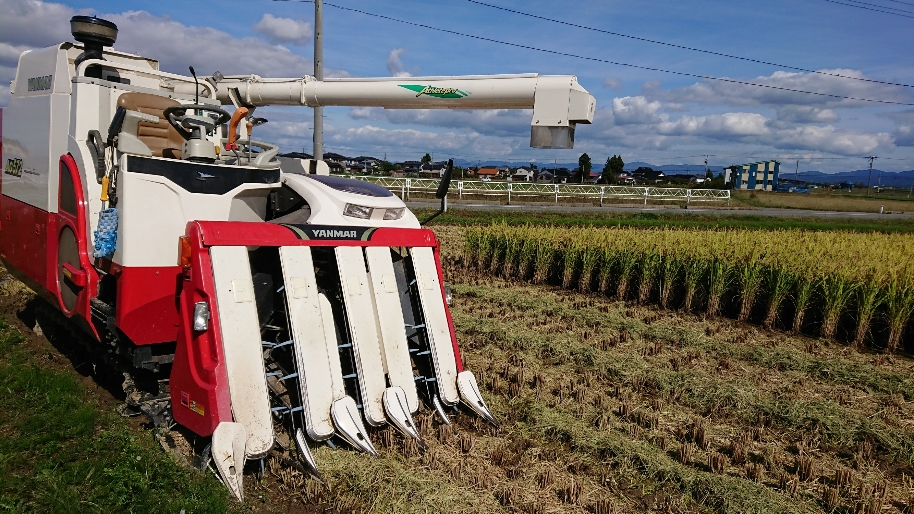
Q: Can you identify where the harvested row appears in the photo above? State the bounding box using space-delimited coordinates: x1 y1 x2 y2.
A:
463 225 914 350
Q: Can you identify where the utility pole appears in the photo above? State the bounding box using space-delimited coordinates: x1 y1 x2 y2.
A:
866 156 877 197
795 160 799 182
313 0 323 161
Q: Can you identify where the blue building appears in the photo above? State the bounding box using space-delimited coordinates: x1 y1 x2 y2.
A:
725 161 780 191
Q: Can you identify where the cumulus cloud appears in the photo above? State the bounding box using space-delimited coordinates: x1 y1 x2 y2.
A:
883 110 914 147
612 96 663 125
386 48 415 77
645 69 914 109
775 106 839 123
602 77 622 90
252 13 312 46
657 112 767 138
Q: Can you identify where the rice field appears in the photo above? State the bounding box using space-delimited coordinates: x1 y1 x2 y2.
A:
463 225 914 351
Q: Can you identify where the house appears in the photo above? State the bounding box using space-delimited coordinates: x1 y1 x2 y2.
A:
536 170 554 182
419 161 448 178
477 166 500 178
511 167 535 182
724 160 780 191
631 167 665 184
400 161 422 173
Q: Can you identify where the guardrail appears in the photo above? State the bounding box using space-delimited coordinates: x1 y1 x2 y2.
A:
351 177 730 205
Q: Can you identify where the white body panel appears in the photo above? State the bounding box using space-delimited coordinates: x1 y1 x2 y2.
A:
281 174 420 228
115 157 277 267
210 245 274 458
334 246 388 426
279 245 337 441
410 246 460 406
364 246 419 413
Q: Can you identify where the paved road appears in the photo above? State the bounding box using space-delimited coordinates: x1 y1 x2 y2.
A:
406 200 914 219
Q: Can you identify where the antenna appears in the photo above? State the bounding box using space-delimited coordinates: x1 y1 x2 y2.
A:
189 66 199 105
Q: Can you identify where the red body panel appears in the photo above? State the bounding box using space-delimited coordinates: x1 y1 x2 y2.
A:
169 225 232 436
56 155 99 339
115 266 182 345
198 221 439 248
0 194 54 292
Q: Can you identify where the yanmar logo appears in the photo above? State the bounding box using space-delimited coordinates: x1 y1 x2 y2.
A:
281 224 377 241
398 84 469 99
27 75 52 92
313 229 357 239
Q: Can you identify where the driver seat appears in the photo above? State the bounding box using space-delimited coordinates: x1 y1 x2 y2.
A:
116 92 185 159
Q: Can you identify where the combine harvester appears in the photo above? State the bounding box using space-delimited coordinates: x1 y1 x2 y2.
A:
0 16 595 499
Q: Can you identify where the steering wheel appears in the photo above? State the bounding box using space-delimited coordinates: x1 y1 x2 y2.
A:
163 104 231 141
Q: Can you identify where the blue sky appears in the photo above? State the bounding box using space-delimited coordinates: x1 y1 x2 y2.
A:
2 0 913 172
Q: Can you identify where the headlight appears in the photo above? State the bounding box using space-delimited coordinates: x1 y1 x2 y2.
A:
384 207 405 220
193 301 210 331
344 203 373 219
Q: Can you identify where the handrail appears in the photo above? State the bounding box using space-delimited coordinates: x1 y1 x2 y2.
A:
349 176 730 205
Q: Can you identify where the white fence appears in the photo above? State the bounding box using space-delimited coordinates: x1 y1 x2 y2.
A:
353 177 730 205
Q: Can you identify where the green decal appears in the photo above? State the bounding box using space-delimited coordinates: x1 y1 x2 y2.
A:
398 84 470 99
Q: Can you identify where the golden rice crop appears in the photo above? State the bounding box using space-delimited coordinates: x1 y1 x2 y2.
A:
464 224 914 350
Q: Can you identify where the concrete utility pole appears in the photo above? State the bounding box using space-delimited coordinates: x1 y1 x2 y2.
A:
866 156 877 197
313 0 323 161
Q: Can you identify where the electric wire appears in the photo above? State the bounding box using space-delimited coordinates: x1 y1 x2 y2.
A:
468 0 914 89
819 0 914 18
839 0 914 14
883 0 914 7
271 0 914 107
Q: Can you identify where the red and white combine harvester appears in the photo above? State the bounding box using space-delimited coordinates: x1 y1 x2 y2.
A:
0 16 595 498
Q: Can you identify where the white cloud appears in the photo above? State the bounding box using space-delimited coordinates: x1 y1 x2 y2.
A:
252 14 312 46
602 77 621 90
386 48 414 77
657 112 768 138
611 96 663 125
646 69 914 109
775 106 839 123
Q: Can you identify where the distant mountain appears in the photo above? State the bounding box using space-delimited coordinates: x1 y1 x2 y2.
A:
789 169 914 187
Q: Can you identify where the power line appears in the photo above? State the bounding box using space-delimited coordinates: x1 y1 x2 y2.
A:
819 0 914 18
467 0 914 89
272 0 914 107
883 0 914 7
841 0 914 14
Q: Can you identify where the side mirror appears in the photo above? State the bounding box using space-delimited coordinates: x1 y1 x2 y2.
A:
421 158 454 225
435 159 454 199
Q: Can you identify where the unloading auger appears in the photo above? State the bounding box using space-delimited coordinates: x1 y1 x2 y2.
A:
0 15 595 500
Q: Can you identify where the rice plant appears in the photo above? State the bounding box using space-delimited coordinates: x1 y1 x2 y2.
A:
682 257 706 313
792 276 815 335
578 245 602 293
736 259 764 322
659 253 682 310
615 250 638 301
706 258 730 318
853 276 883 349
763 267 792 330
819 274 857 340
637 252 661 305
532 239 554 284
883 277 914 353
460 224 914 348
